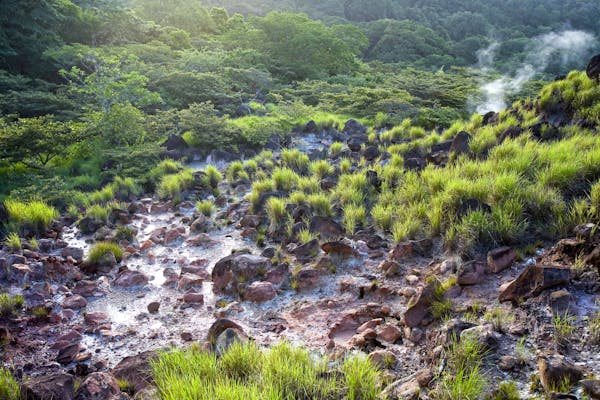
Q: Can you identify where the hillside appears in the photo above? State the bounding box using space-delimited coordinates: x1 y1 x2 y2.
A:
1 1 600 399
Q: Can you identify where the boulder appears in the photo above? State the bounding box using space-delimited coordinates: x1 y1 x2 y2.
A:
457 261 486 286
460 324 499 350
212 253 271 294
499 264 570 303
343 119 367 136
321 241 359 258
114 270 149 287
22 372 76 400
587 54 600 81
347 135 368 152
56 342 81 365
404 157 426 171
450 131 471 155
376 324 402 344
537 355 585 392
487 246 516 273
582 380 600 399
61 247 84 262
147 302 160 314
291 239 320 261
209 149 238 163
112 351 158 393
190 215 211 234
363 146 380 161
242 281 277 302
74 372 121 400
403 280 437 328
293 268 321 290
63 295 87 310
207 319 248 353
309 216 344 239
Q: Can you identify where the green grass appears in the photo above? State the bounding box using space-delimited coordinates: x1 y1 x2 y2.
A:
87 241 123 264
297 228 317 244
5 232 21 252
88 185 115 204
4 199 58 234
197 200 216 217
0 368 19 400
281 149 310 174
265 197 288 230
227 161 249 182
272 168 299 192
484 306 515 334
329 142 344 157
553 311 576 346
114 225 136 242
151 341 381 400
0 293 24 317
204 165 223 189
310 160 334 179
110 176 142 200
342 204 366 235
589 312 600 344
85 204 110 222
157 169 194 199
307 193 333 217
436 365 487 400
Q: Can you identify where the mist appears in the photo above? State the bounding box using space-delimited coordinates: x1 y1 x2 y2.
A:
476 30 597 114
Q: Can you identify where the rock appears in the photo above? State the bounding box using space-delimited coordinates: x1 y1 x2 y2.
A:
499 355 518 371
84 251 117 274
538 354 585 392
460 324 499 350
84 311 109 325
207 319 248 353
63 295 88 310
450 131 471 154
499 264 570 303
239 215 260 228
404 157 426 171
78 217 103 234
209 149 238 163
309 216 344 238
304 120 318 133
22 372 76 400
363 146 380 161
587 54 600 81
61 247 84 262
114 270 149 287
113 351 158 393
347 135 368 152
182 291 204 304
72 280 100 297
293 268 321 290
147 302 160 314
291 239 321 261
487 246 517 273
498 126 525 143
161 134 188 151
368 350 397 369
242 281 276 302
582 379 600 399
9 263 31 283
321 241 358 257
403 280 437 328
482 111 499 125
212 253 272 294
343 119 367 136
190 215 211 234
74 372 121 400
376 324 402 343
457 261 486 286
57 342 81 364
177 273 204 291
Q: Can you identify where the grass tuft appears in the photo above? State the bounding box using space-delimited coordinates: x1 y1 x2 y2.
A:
87 241 123 264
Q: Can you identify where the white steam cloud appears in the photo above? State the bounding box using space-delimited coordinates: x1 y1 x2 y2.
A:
476 30 597 114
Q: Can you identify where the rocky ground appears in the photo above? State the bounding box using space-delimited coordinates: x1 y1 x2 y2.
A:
2 128 600 400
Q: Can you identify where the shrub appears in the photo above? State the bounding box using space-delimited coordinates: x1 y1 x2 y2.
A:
307 193 333 217
196 200 216 217
114 226 136 242
281 149 310 173
266 197 288 230
272 168 299 192
342 204 366 235
87 242 123 264
310 160 334 179
111 176 142 200
0 368 19 400
5 200 58 234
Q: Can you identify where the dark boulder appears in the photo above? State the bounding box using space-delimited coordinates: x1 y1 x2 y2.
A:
482 111 499 126
309 216 344 239
161 134 188 151
304 120 318 133
342 119 367 136
112 351 158 393
404 157 426 171
209 149 238 163
499 264 570 303
21 372 76 400
363 146 380 161
74 372 121 400
347 135 368 152
450 131 471 155
212 252 272 294
498 126 525 143
366 170 381 191
586 54 600 81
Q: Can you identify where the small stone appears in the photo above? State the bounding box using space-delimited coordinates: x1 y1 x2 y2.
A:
243 281 277 303
499 355 517 371
183 291 204 304
147 302 160 314
581 379 600 399
180 332 193 341
63 295 87 310
377 324 402 343
487 246 517 273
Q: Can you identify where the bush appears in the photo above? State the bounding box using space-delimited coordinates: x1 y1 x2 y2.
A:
265 197 288 230
5 232 21 251
4 200 58 235
196 200 216 217
0 293 24 317
203 165 222 189
87 242 123 264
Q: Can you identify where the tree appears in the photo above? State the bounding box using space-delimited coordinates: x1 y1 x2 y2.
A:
0 116 85 169
61 53 162 113
91 103 147 147
179 102 242 151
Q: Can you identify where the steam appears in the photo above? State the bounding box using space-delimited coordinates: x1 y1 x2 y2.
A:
476 30 597 114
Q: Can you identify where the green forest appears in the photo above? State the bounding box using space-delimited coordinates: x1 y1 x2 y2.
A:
2 1 600 399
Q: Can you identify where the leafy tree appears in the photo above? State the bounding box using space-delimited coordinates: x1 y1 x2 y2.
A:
179 102 242 151
90 103 147 147
61 53 161 113
0 116 85 169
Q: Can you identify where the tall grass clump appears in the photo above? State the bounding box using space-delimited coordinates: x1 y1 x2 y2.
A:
196 200 216 217
282 149 310 174
342 204 366 235
5 200 58 235
329 142 344 157
272 168 299 192
151 341 382 400
5 233 21 252
227 161 249 182
0 293 24 316
110 176 142 200
86 242 123 264
204 165 222 189
307 193 333 217
310 160 334 179
249 179 276 211
0 368 19 400
265 197 288 230
157 169 193 199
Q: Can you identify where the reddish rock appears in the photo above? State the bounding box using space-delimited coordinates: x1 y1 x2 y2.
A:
147 302 160 314
114 270 149 287
369 350 397 368
212 252 270 294
403 280 437 328
357 318 383 334
239 215 260 228
294 267 321 290
177 273 203 291
538 354 586 392
57 342 81 365
487 246 517 273
74 372 120 400
164 229 183 244
112 351 158 392
390 242 413 259
457 261 486 286
183 291 204 304
22 372 76 400
63 295 87 310
84 311 108 325
243 281 276 302
140 240 153 252
377 324 402 343
309 216 344 238
499 264 570 303
72 280 100 297
61 247 84 262
321 241 359 257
